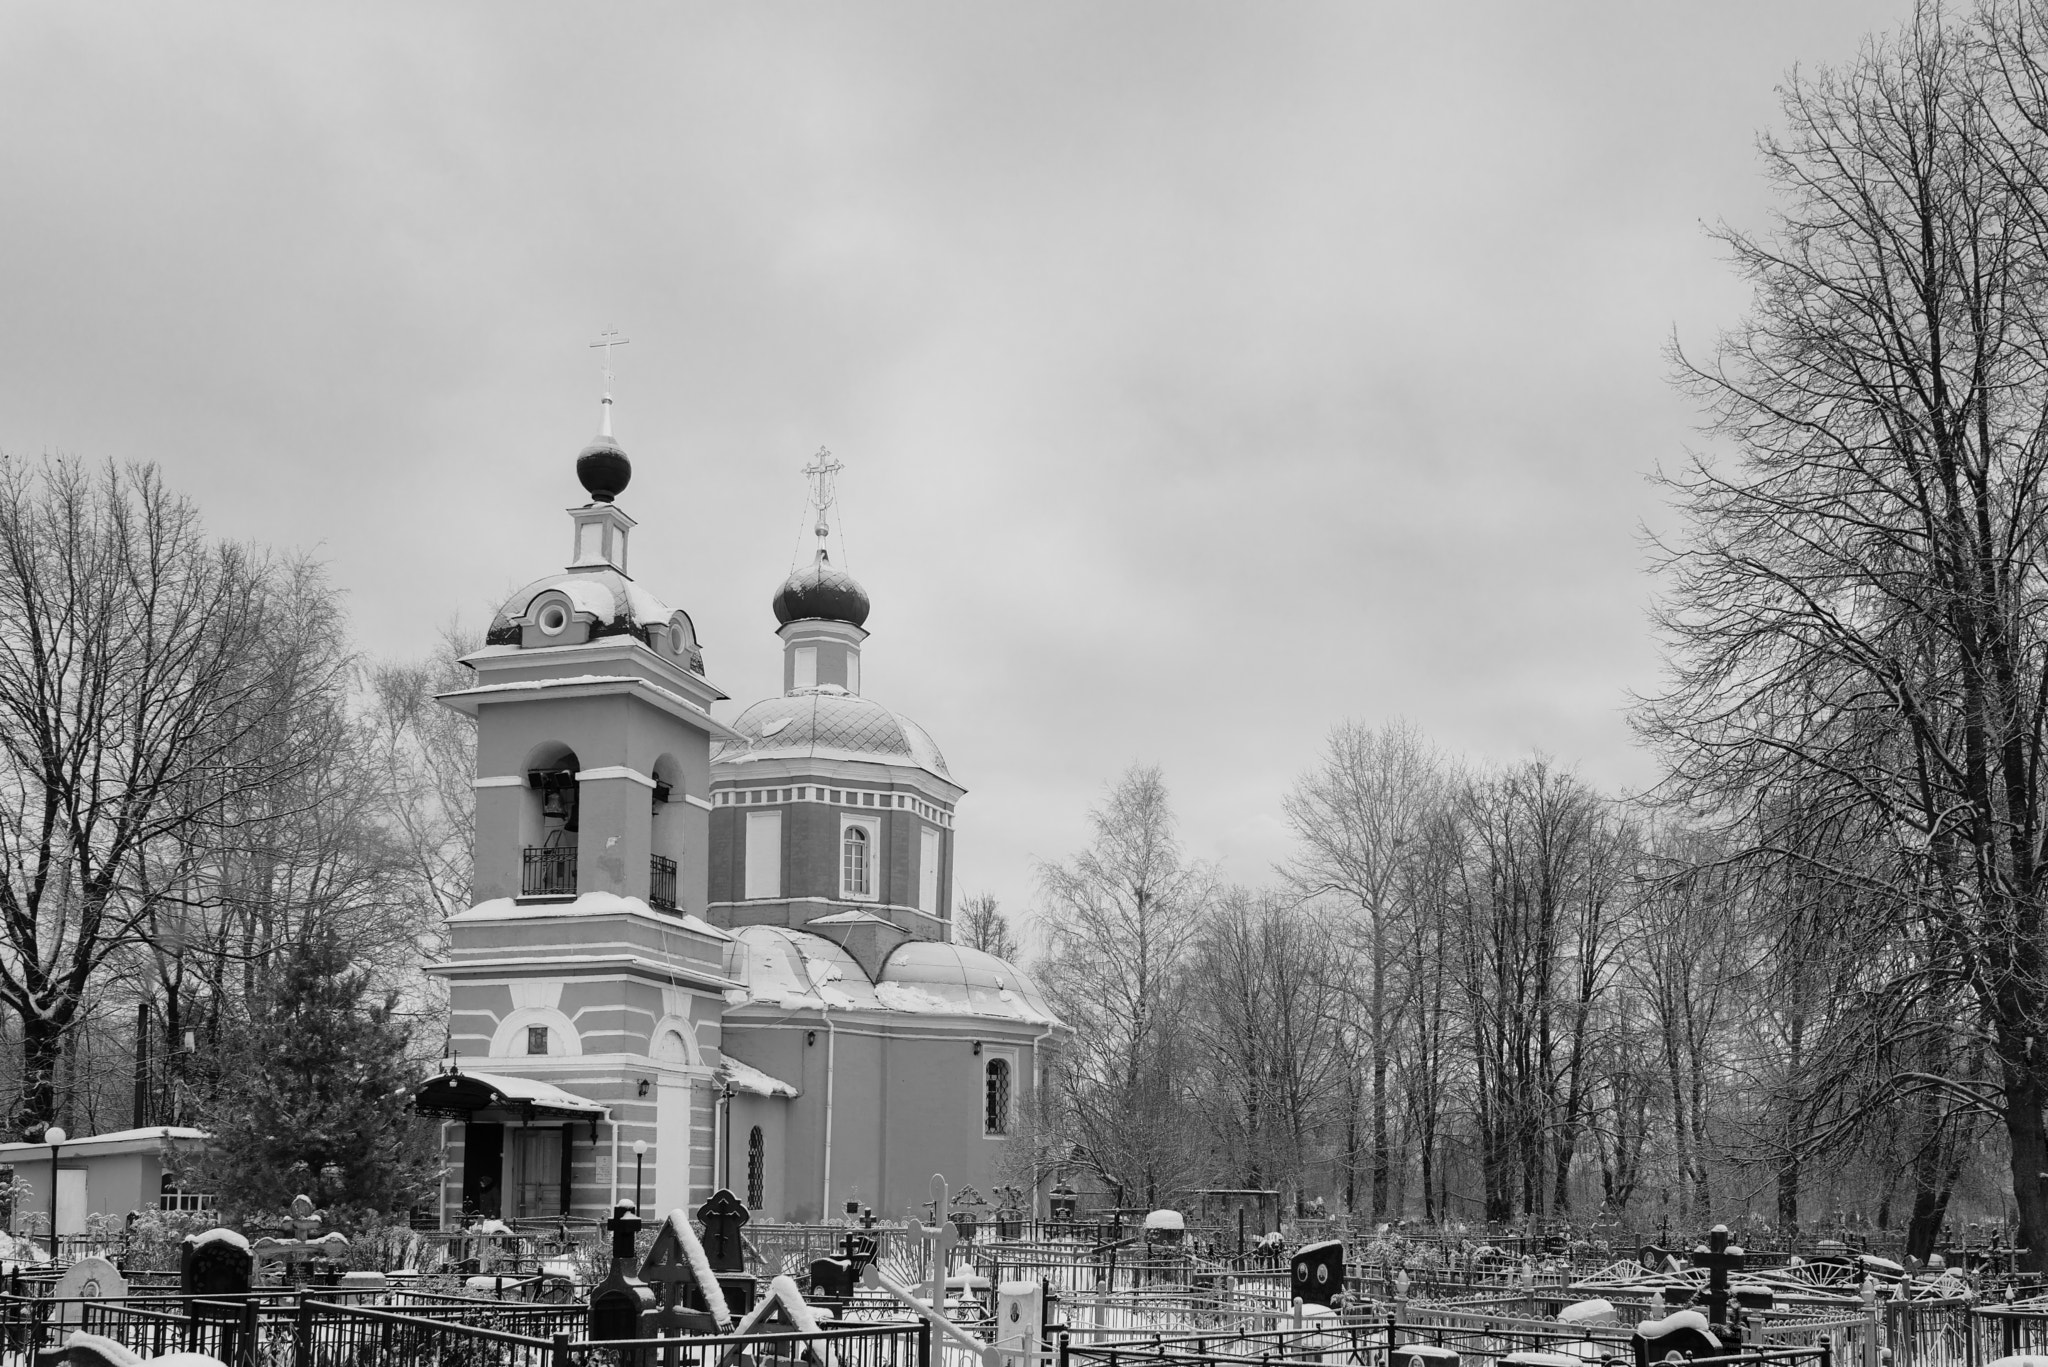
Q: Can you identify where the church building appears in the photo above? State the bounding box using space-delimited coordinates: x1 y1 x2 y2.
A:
413 395 1062 1229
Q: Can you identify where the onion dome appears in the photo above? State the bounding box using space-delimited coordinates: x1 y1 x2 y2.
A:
576 435 631 503
772 550 871 627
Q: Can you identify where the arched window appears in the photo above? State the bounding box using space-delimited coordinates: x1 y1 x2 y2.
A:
985 1058 1012 1135
746 1126 765 1209
842 826 870 897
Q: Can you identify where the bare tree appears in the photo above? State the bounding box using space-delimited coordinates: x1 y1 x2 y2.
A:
1641 3 2048 1266
1282 719 1437 1218
0 458 334 1136
956 891 1022 961
1038 764 1212 1209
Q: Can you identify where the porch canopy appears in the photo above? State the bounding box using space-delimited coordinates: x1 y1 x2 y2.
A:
413 1070 609 1127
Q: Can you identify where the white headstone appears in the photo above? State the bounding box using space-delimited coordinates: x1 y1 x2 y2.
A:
996 1281 1044 1367
51 1257 128 1328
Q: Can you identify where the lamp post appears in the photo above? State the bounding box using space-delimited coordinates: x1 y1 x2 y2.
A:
633 1140 647 1209
43 1126 65 1262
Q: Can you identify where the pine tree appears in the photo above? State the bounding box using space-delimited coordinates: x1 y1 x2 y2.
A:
193 928 437 1220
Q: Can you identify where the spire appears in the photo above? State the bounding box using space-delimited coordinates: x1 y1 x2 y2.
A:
589 329 631 438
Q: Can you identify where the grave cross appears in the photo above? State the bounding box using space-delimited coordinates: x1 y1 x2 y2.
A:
1693 1223 1746 1346
906 1174 962 1313
607 1199 643 1268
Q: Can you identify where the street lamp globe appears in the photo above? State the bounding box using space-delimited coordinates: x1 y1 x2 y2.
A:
44 1127 65 1144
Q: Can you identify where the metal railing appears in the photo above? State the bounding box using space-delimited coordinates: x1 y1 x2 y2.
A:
524 847 577 897
650 855 678 911
2 1291 930 1367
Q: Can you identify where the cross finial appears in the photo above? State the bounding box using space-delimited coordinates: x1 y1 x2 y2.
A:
589 330 631 437
801 447 845 549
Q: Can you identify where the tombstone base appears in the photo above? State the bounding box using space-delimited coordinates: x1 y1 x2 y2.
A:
718 1272 758 1316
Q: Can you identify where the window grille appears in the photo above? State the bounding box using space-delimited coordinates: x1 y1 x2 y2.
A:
985 1058 1012 1135
747 1126 765 1209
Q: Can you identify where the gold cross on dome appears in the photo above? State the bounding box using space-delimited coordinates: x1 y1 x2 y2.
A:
589 329 631 391
802 447 844 541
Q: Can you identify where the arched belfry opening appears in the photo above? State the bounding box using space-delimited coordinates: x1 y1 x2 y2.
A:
522 742 580 897
650 754 685 910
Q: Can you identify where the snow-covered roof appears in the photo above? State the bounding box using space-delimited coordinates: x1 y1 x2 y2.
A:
719 1057 799 1098
724 927 880 1011
877 941 1060 1025
721 927 1062 1027
414 1070 607 1118
713 689 951 781
450 892 732 939
0 1126 209 1160
490 569 680 638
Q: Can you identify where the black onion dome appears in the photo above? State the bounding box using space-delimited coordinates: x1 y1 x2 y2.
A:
772 551 871 627
576 436 632 502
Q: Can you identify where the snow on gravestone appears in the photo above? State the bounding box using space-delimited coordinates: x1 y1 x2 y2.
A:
44 1330 225 1367
996 1281 1043 1367
51 1256 128 1328
179 1230 251 1297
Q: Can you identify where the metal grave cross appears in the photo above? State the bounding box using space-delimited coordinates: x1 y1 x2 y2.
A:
1693 1223 1746 1343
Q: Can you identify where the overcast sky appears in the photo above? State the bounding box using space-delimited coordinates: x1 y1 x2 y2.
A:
0 3 1912 939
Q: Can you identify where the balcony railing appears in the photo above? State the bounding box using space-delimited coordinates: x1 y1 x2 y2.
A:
650 855 678 911
522 846 576 897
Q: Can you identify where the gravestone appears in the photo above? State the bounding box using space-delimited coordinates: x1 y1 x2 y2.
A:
696 1189 756 1316
1633 1309 1721 1367
995 1281 1044 1367
34 1330 227 1367
699 1190 749 1271
588 1202 655 1343
641 1208 728 1335
808 1232 876 1302
1392 1346 1460 1367
179 1230 252 1297
50 1257 128 1329
1291 1240 1343 1310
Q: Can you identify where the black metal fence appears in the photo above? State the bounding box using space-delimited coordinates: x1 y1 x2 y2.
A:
1057 1320 1831 1367
523 847 577 896
0 1291 930 1367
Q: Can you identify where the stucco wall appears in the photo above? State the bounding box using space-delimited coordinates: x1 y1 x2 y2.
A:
722 1017 1045 1223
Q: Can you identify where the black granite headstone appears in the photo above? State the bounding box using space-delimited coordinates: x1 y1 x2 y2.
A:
1290 1240 1343 1309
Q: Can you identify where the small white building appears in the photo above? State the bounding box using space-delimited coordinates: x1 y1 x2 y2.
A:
0 1127 212 1236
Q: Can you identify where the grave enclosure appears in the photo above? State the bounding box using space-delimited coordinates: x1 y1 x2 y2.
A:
0 1188 2033 1367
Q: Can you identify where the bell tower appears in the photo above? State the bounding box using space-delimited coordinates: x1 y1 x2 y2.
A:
423 370 740 1228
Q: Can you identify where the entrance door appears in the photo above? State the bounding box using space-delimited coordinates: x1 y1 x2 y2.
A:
510 1128 564 1218
656 1077 690 1216
54 1169 86 1237
462 1123 504 1219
